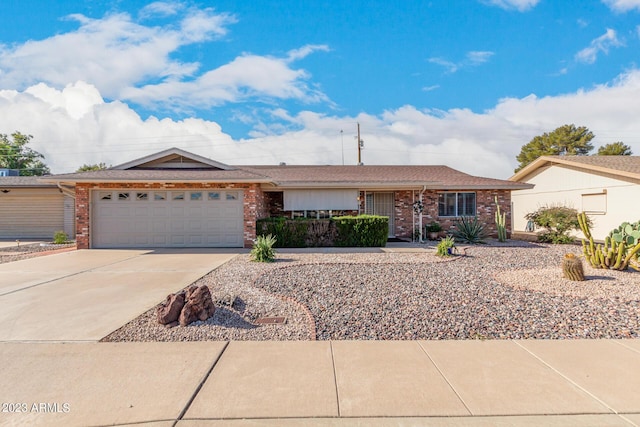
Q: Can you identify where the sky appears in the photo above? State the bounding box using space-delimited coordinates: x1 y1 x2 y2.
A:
1 0 640 178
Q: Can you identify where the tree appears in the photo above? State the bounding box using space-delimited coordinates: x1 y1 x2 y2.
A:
0 132 50 176
597 142 632 156
515 124 595 172
76 162 110 172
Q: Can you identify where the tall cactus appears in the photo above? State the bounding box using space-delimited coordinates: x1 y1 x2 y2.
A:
494 196 507 242
578 212 640 271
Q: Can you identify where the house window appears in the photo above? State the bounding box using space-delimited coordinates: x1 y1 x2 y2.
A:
582 192 607 214
438 192 476 217
154 192 166 201
118 192 130 201
172 192 185 201
208 192 220 200
99 192 112 200
226 191 238 200
136 192 148 201
190 192 202 201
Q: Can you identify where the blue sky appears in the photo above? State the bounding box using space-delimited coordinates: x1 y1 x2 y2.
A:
1 0 640 177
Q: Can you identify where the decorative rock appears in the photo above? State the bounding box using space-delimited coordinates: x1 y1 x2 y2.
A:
179 285 216 326
156 292 185 325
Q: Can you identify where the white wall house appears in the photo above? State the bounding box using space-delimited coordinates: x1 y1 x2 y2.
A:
509 156 640 241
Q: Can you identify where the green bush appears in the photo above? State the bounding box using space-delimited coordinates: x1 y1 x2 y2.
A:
257 217 307 247
452 216 487 244
525 204 582 244
436 236 457 256
250 234 277 262
257 215 388 247
333 215 388 247
53 230 68 244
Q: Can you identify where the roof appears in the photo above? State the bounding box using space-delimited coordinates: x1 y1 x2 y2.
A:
40 148 532 190
510 155 640 182
0 176 57 188
242 165 531 190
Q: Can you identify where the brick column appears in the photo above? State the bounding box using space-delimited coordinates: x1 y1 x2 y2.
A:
75 184 91 249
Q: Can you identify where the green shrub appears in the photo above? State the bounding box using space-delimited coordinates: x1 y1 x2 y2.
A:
436 236 456 256
250 234 277 262
257 217 336 247
452 216 487 244
257 217 307 247
525 204 582 244
333 215 388 247
53 230 68 244
257 215 388 248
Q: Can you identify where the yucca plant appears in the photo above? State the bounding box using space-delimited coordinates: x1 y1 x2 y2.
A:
250 234 277 262
453 216 487 244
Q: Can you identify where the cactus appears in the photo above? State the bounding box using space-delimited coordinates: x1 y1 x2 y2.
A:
494 196 507 242
562 253 585 281
578 212 640 271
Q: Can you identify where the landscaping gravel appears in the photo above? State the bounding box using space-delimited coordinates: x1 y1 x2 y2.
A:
103 242 640 341
0 242 76 264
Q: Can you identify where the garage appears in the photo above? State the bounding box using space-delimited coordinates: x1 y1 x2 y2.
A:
92 189 244 248
0 177 74 239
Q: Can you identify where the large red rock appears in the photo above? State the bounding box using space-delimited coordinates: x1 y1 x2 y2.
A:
178 285 216 326
156 292 185 325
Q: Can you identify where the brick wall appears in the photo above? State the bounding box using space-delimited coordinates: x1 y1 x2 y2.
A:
74 182 264 249
421 189 512 237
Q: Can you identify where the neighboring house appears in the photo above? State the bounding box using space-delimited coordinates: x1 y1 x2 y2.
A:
0 176 75 239
510 155 640 241
41 147 531 249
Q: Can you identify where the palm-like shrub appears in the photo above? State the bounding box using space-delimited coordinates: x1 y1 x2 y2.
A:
453 216 487 244
250 234 277 262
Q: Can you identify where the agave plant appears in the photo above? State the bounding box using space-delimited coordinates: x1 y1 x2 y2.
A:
453 216 487 244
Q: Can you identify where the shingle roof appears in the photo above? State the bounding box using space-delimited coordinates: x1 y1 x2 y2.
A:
510 155 640 182
38 148 531 190
242 165 530 189
42 168 271 183
0 176 57 188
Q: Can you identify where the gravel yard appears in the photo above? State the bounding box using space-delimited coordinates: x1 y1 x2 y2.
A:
103 242 640 342
0 242 76 264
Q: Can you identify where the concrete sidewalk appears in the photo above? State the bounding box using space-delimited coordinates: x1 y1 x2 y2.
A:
1 339 638 426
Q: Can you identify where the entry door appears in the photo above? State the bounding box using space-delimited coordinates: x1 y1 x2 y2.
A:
365 192 395 237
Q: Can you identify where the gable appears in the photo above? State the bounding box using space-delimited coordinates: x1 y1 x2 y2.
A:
112 147 234 171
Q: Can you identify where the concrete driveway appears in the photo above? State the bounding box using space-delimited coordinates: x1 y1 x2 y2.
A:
0 249 239 342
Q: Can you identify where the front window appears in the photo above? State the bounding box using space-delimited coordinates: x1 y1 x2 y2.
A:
438 192 476 217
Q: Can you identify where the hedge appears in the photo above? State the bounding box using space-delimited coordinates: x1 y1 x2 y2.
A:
256 215 388 248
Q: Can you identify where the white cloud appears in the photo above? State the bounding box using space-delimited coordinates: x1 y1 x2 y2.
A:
466 51 495 65
429 51 495 73
575 28 623 64
422 85 440 92
428 57 459 73
602 0 640 12
481 0 540 12
0 4 324 111
120 50 330 109
2 73 640 178
286 45 330 62
139 1 183 19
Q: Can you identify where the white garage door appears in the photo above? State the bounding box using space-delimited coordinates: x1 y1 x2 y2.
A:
92 189 243 248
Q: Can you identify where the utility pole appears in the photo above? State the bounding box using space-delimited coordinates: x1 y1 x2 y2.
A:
357 122 364 165
340 129 344 165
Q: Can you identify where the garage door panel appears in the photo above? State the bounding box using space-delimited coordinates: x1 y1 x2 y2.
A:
92 189 243 248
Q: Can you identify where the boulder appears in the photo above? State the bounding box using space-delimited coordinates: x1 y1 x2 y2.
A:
179 285 216 326
156 291 185 325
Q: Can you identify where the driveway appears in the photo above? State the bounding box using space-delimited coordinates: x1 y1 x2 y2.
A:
0 249 239 342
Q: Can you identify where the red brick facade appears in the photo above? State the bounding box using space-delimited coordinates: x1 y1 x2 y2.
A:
75 183 511 248
74 182 266 249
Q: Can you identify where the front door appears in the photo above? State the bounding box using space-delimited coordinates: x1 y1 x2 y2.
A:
365 192 395 237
